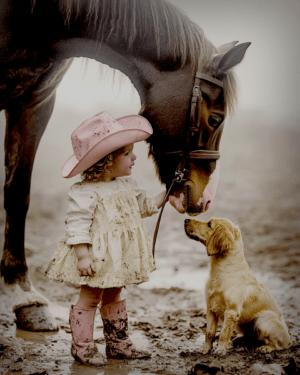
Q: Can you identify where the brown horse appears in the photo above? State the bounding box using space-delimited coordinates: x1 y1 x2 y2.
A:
0 0 250 331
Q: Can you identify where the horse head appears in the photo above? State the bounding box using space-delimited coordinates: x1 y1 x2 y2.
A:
139 42 250 215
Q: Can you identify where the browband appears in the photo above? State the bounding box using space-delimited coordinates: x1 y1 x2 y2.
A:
195 72 224 88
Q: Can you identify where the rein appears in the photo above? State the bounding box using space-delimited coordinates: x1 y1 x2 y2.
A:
151 70 224 258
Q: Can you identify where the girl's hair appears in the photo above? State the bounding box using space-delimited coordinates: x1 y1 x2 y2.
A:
81 152 115 182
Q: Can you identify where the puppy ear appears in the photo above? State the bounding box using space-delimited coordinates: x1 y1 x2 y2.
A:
233 225 241 240
207 225 234 255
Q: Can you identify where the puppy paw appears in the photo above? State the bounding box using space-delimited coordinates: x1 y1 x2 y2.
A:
215 343 230 356
201 343 212 355
256 345 275 353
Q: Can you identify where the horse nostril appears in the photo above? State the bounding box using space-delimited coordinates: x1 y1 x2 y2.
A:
205 201 211 212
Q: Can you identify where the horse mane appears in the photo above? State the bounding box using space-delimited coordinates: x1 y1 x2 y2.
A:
31 0 237 114
31 0 214 69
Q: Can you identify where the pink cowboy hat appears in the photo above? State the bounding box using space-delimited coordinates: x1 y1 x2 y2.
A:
61 112 153 178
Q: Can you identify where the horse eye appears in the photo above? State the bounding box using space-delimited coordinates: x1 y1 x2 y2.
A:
209 116 221 128
207 221 211 228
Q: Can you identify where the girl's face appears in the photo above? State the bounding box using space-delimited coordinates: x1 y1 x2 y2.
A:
109 144 136 180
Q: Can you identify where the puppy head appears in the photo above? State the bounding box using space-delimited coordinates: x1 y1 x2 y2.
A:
185 217 240 256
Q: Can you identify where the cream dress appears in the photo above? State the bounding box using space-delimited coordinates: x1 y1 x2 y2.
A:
46 177 158 288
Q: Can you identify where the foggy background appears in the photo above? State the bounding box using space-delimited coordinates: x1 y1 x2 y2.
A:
0 0 299 254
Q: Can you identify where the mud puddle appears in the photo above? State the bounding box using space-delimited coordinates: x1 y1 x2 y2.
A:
4 267 293 375
11 306 155 375
9 328 156 375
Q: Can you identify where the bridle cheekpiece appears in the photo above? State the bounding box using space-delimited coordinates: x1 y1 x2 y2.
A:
151 69 224 257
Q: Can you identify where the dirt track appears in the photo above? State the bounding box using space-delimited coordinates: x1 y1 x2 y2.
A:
0 114 299 375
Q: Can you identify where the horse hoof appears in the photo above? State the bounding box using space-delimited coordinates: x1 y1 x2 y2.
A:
15 305 59 331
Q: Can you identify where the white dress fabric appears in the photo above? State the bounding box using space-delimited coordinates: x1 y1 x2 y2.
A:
46 177 158 288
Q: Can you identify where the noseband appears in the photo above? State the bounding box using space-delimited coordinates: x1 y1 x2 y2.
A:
151 70 224 257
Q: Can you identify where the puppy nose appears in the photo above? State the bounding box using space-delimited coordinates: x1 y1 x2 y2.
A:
184 219 190 226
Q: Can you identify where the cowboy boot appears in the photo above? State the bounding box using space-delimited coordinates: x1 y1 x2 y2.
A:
69 305 107 366
100 299 151 359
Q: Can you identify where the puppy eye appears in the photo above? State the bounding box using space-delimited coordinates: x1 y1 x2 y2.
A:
207 222 211 228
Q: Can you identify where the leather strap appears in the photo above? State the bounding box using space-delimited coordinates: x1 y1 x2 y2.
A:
150 146 220 160
151 69 223 258
152 161 188 257
195 72 224 88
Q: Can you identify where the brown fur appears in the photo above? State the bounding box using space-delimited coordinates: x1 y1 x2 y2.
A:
185 217 291 355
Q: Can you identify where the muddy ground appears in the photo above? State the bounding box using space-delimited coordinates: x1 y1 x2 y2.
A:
0 113 300 375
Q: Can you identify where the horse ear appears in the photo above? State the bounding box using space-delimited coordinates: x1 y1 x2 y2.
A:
207 225 234 256
217 41 239 54
213 42 251 73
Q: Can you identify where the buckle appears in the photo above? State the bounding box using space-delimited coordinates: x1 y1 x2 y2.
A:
174 168 188 183
192 85 200 96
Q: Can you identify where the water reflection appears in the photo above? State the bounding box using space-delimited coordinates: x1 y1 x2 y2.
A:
15 317 155 375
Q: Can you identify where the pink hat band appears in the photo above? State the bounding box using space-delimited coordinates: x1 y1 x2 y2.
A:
61 112 153 178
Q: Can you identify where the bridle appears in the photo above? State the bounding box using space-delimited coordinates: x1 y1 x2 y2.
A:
151 69 224 257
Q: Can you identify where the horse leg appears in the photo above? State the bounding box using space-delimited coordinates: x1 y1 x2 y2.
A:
1 94 58 331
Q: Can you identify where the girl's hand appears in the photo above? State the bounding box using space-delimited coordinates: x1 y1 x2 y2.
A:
155 190 167 209
77 256 96 277
73 243 96 277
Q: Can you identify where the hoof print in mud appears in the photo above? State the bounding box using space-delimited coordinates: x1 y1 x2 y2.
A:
15 305 58 331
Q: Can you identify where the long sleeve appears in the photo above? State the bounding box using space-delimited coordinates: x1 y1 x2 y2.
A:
65 183 98 246
131 180 159 218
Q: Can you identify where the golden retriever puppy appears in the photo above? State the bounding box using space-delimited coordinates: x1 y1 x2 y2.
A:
184 217 290 356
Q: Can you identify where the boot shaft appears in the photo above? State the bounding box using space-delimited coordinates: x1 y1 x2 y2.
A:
100 299 128 341
69 305 107 366
69 306 97 344
100 299 151 359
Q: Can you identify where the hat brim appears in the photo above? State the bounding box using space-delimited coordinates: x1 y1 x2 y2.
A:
61 115 152 178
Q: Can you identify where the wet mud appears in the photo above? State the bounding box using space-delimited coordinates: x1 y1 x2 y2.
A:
0 119 300 374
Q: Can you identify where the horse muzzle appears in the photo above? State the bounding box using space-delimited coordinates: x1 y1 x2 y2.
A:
169 161 220 215
169 181 210 215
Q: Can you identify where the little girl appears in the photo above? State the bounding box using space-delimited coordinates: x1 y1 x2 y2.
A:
46 112 166 366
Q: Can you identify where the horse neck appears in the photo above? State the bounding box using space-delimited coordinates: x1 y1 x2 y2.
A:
49 0 213 103
2 0 215 105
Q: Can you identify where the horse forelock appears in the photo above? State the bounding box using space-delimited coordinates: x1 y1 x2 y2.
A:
31 0 215 72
